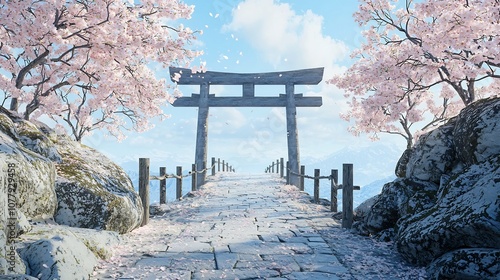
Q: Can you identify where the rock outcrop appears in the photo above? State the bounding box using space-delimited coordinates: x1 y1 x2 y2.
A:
54 135 143 234
0 117 58 222
0 111 143 233
0 113 58 275
0 110 142 277
21 234 97 279
353 97 500 279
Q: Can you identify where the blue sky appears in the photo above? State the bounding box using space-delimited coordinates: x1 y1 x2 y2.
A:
83 0 406 173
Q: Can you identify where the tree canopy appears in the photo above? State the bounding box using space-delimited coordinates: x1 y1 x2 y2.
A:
329 0 500 148
0 0 201 141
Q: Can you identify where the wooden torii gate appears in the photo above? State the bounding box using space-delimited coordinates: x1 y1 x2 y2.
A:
169 67 324 188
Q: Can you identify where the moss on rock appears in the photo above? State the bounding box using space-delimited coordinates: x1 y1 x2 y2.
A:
54 137 142 234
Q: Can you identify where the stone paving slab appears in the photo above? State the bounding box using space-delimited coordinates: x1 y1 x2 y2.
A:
192 268 281 279
91 173 426 280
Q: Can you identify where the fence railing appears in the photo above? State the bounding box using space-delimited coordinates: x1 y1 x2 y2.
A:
138 157 235 226
265 158 360 229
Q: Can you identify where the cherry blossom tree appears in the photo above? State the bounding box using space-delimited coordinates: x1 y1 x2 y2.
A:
0 0 202 141
329 0 500 148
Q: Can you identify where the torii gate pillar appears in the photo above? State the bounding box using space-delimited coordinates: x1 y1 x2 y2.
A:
195 82 210 186
170 67 324 189
285 83 300 187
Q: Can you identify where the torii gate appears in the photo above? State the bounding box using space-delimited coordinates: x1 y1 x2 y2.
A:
169 67 324 188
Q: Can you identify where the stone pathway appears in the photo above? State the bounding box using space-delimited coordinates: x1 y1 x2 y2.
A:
91 173 426 280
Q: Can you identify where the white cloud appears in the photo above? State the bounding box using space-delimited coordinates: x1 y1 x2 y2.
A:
224 0 349 71
220 0 389 160
210 108 248 134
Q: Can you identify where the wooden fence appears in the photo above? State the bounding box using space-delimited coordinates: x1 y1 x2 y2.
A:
138 157 234 226
265 158 360 229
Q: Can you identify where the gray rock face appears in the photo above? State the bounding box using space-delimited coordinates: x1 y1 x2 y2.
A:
355 97 500 278
353 194 379 220
0 110 141 276
54 136 143 234
453 97 500 166
20 234 97 280
395 148 411 178
0 135 57 220
363 178 438 233
0 230 27 275
427 248 500 280
0 118 58 276
15 120 62 163
0 112 142 235
404 120 458 184
396 156 500 265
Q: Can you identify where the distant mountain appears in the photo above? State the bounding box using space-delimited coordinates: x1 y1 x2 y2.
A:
302 142 403 186
300 142 402 208
302 174 395 210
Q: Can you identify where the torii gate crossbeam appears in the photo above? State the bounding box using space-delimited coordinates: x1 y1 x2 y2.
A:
169 67 324 189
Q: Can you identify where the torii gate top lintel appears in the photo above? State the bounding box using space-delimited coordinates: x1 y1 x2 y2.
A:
169 67 324 85
170 67 324 189
169 67 324 107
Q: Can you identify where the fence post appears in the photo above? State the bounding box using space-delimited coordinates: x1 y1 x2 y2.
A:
314 169 320 203
287 161 291 184
218 158 221 172
192 164 197 191
222 160 226 172
280 158 284 178
330 169 338 212
139 158 150 226
342 164 354 229
211 157 216 176
225 162 229 172
160 167 166 204
276 159 279 174
176 166 183 200
300 165 305 191
271 161 275 173
197 162 206 189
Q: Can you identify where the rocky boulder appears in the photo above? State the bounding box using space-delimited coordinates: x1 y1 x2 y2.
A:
427 248 500 279
17 223 120 280
353 97 500 278
362 178 438 233
15 119 62 163
0 113 58 275
0 109 142 276
0 124 57 221
54 135 143 233
404 120 458 184
21 234 97 280
0 110 143 234
396 155 500 265
453 97 500 165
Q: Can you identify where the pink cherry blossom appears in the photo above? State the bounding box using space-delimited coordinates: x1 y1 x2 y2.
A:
329 0 499 148
0 0 201 141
